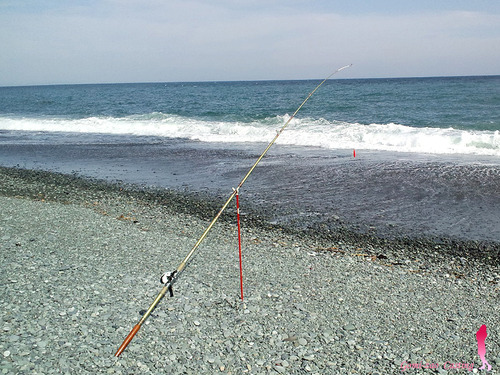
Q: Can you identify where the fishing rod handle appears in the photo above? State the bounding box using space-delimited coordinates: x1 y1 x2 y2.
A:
115 324 141 357
115 283 171 357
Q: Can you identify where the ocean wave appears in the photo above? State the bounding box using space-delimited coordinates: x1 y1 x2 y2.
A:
0 113 499 156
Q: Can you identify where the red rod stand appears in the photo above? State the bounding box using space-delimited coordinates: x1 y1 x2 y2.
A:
235 190 244 300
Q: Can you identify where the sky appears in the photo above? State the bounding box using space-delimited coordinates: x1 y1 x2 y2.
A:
1 0 499 86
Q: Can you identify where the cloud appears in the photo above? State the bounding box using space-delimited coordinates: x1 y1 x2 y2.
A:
0 2 499 85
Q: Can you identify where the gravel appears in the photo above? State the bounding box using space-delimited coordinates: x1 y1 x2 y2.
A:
1 167 499 374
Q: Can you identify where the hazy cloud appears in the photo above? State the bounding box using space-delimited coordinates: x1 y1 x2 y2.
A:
1 1 499 85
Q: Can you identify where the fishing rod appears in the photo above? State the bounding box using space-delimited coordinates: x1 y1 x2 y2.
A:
115 64 352 357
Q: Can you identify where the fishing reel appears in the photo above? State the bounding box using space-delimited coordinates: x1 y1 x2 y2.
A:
160 270 177 297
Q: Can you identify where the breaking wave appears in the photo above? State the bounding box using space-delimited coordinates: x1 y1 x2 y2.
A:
1 113 499 156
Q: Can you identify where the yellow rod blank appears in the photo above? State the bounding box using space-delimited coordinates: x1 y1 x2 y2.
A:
115 64 352 357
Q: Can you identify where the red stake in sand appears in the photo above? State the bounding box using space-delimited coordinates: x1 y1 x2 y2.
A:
235 189 244 300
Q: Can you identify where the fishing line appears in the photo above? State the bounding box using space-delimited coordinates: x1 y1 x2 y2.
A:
115 64 352 357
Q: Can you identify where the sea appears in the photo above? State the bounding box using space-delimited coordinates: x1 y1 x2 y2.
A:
1 76 499 244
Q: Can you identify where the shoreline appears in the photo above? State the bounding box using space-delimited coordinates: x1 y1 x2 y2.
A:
1 166 499 374
1 136 499 244
1 165 498 269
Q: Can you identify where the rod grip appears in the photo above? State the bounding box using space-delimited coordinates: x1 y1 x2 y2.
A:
115 324 141 357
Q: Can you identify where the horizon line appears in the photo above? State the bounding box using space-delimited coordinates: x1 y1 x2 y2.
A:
1 73 499 89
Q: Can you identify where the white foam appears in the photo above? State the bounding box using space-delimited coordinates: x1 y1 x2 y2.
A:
1 113 499 156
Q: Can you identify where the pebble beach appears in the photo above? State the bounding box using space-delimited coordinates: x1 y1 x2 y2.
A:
0 166 499 374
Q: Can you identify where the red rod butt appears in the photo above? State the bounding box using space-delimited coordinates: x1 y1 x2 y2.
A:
115 324 141 357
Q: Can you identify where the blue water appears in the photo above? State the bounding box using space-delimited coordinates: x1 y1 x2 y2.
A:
1 76 499 243
1 76 499 128
1 76 499 154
